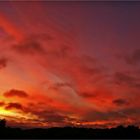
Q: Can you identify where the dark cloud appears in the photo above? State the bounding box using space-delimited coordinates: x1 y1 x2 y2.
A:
46 44 72 59
12 34 72 59
12 39 45 55
84 110 120 122
5 102 23 110
0 57 8 69
113 98 129 106
114 72 140 88
19 101 78 126
82 108 131 126
0 101 5 106
80 92 96 98
114 72 134 83
58 44 72 58
120 107 140 116
4 89 29 98
36 110 66 123
125 49 140 65
83 107 140 126
24 106 72 124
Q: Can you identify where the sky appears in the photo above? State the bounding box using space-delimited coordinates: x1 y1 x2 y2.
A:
0 1 140 128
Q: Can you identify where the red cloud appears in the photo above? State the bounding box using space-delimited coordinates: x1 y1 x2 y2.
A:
4 89 28 98
5 102 23 110
0 58 8 69
0 13 24 41
0 101 5 107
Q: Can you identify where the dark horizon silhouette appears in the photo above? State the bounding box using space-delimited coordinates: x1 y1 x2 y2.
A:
0 119 140 139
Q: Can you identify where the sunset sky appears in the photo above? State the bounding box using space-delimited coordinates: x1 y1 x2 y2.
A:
0 1 140 128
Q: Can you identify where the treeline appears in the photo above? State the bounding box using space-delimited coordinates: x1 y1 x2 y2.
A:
0 125 140 138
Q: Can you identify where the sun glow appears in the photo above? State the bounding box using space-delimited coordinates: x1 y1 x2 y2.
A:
0 108 22 117
0 108 38 121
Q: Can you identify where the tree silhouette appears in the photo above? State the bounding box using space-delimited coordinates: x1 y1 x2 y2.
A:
0 119 6 128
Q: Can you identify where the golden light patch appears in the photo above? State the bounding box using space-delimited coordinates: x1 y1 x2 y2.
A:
0 108 38 121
